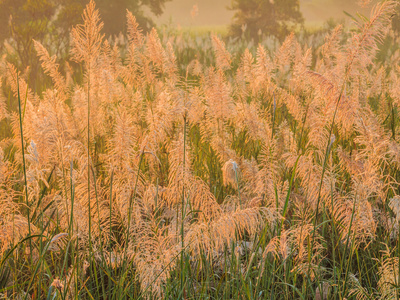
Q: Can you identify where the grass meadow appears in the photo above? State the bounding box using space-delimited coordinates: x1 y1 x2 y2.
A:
1 0 400 299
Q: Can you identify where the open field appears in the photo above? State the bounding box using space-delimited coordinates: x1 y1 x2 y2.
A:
155 0 379 27
1 0 400 299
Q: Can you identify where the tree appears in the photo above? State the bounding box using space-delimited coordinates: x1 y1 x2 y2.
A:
229 0 304 42
0 0 56 67
96 0 171 36
0 0 170 89
392 4 400 38
0 0 90 90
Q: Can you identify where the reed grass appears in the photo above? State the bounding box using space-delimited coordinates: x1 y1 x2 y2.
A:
0 0 400 299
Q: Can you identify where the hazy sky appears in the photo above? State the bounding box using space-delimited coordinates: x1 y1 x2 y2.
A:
154 0 378 27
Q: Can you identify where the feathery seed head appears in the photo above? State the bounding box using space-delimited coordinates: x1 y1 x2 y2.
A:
222 159 240 188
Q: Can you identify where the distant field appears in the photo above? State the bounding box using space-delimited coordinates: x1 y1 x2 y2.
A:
162 24 230 37
155 0 379 28
155 0 233 27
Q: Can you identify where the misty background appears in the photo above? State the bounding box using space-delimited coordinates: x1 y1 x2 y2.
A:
0 0 393 92
156 0 378 27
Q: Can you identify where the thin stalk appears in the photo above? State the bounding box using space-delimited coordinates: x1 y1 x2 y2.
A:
16 73 31 255
109 170 114 293
109 170 114 242
234 166 241 207
69 160 75 236
87 63 92 252
330 184 338 298
398 222 400 300
181 113 187 298
271 92 276 140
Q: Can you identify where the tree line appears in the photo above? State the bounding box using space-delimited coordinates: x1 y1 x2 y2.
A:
1 0 399 76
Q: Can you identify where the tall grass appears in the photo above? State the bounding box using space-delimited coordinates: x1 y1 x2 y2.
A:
0 0 400 299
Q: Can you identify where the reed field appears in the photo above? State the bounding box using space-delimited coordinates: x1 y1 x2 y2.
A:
2 0 400 299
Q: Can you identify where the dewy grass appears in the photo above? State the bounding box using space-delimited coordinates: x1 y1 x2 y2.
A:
1 0 400 299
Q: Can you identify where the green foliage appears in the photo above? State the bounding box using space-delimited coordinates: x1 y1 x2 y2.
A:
0 0 171 75
229 0 304 42
0 0 55 68
392 1 400 37
95 0 171 35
